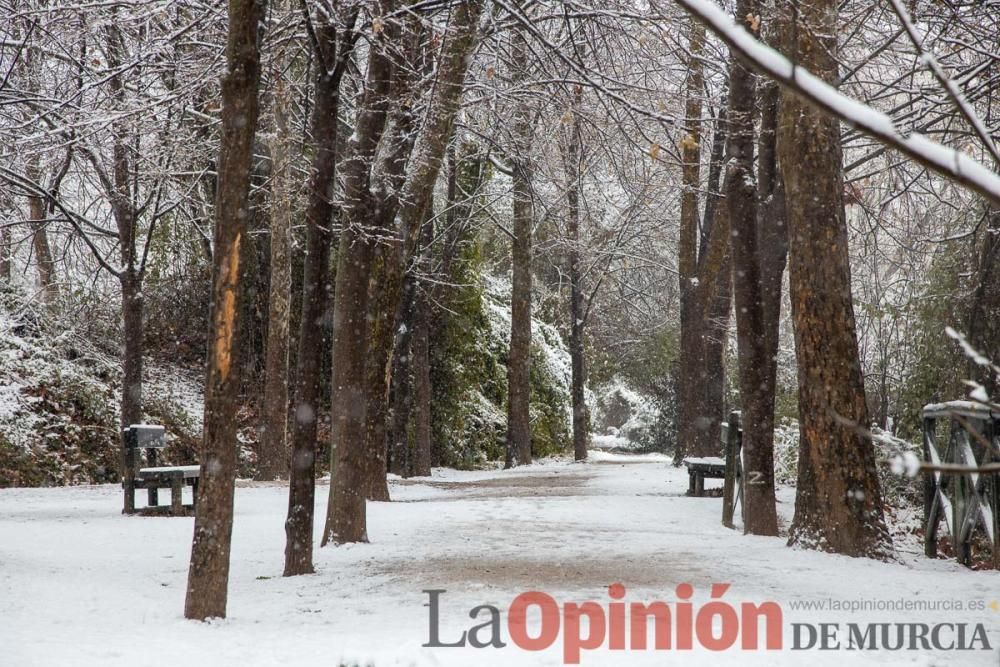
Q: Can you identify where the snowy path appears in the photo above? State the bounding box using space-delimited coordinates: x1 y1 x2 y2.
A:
2 452 997 666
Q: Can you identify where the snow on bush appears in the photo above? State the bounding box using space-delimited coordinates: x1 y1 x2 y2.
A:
591 379 659 450
0 285 203 487
771 418 922 509
483 274 574 449
432 274 574 468
773 418 800 486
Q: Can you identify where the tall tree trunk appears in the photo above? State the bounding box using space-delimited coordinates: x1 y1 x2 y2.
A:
505 28 534 469
103 23 149 462
412 273 432 477
387 266 418 476
258 75 293 482
506 167 533 468
675 19 711 462
325 212 375 545
323 8 396 546
358 21 423 501
780 0 891 558
284 81 338 572
506 163 533 467
185 0 264 619
120 272 143 430
724 0 779 536
387 270 417 476
697 102 732 465
283 8 358 577
361 239 396 501
700 256 731 457
751 29 790 533
565 87 588 462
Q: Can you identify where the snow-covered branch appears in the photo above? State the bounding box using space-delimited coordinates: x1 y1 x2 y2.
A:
672 0 1000 208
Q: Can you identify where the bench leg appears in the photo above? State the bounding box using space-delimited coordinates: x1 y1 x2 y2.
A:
171 478 184 517
695 473 705 497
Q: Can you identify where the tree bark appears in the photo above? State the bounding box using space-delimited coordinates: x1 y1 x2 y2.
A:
258 74 293 482
565 87 588 462
185 0 264 619
120 272 143 430
780 0 891 558
412 273 432 477
361 238 398 500
724 0 778 536
359 20 423 501
505 27 534 469
283 9 358 576
387 269 417 477
675 19 718 462
700 254 731 459
695 100 732 466
323 6 397 546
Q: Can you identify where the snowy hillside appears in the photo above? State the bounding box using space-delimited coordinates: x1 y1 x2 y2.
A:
0 286 204 486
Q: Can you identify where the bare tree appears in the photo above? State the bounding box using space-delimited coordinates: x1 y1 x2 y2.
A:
505 25 535 468
257 52 294 482
324 0 486 544
283 0 359 578
723 0 779 536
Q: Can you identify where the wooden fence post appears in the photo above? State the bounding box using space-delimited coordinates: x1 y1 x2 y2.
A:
722 411 742 529
923 415 938 558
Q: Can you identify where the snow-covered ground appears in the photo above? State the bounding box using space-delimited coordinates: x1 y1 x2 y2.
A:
2 454 997 666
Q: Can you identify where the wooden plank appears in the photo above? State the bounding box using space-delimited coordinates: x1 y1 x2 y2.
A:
922 401 995 420
138 465 201 479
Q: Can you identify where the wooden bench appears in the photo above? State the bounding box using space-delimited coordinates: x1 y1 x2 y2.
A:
122 424 199 516
682 456 726 496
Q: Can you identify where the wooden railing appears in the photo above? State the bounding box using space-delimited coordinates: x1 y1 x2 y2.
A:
922 401 1000 567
